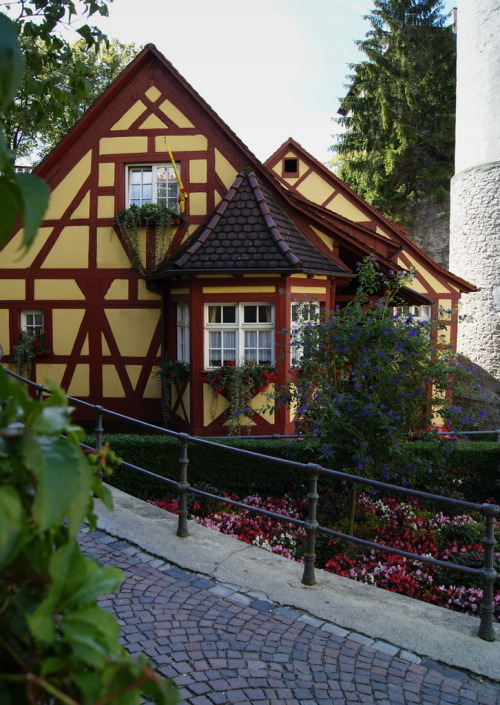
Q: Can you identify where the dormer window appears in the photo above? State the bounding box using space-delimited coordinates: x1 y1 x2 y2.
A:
283 158 299 177
127 164 179 210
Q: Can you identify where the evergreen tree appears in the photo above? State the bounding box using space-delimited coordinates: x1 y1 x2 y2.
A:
333 0 456 223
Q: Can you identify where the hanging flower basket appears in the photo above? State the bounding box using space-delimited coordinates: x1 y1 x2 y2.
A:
154 358 190 427
207 361 276 435
114 203 187 275
10 331 53 379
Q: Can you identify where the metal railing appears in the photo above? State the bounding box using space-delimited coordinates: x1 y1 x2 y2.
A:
3 367 499 642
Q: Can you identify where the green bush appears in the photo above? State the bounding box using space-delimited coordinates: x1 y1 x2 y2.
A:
84 434 500 505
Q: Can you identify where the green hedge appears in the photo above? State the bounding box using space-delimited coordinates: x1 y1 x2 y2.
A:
83 434 500 505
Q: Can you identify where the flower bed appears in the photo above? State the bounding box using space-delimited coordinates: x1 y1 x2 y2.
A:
150 491 499 620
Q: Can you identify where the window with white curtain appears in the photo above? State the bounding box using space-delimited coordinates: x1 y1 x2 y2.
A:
290 301 320 366
205 303 274 368
127 164 179 210
21 310 44 336
177 303 190 363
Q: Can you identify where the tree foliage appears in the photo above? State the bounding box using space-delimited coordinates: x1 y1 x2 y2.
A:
2 36 140 161
278 257 482 485
333 0 456 223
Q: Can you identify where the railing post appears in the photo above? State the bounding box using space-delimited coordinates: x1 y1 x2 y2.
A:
94 405 104 482
177 433 190 537
302 463 320 586
496 429 500 443
36 384 44 402
478 503 499 641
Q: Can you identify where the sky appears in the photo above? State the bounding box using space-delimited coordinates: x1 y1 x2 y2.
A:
88 0 456 166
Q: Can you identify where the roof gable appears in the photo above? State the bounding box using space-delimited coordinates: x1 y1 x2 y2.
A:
153 170 349 277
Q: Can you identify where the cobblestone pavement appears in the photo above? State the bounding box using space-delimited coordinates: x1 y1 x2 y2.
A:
80 528 500 705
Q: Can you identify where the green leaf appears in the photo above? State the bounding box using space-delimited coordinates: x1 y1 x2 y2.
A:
0 14 23 110
60 606 121 668
48 541 122 610
0 174 23 246
0 486 28 567
28 435 91 533
16 172 50 249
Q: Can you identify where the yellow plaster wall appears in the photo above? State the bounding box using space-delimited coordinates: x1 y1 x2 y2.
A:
214 150 237 191
39 363 89 397
189 192 207 216
35 363 65 387
202 286 276 294
96 228 130 269
52 309 85 355
376 226 392 239
290 286 326 295
138 280 161 301
158 99 194 128
0 228 53 269
102 334 111 356
296 173 333 205
155 135 207 153
172 382 190 420
139 114 168 130
0 280 25 300
102 365 124 397
70 192 90 219
44 151 92 220
438 299 453 312
110 101 147 131
34 279 85 300
143 370 161 398
204 385 228 426
190 159 207 183
311 226 334 251
41 226 89 269
100 136 148 155
99 163 115 187
105 280 129 300
125 365 142 390
105 308 160 357
0 309 10 353
329 193 368 222
145 86 161 102
399 253 450 294
97 196 115 219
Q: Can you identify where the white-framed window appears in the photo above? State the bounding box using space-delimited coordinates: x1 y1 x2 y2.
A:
393 305 432 322
21 310 44 336
205 303 274 368
177 303 190 363
290 301 320 366
127 164 179 210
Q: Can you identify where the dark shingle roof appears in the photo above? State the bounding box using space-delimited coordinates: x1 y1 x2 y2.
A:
152 170 348 277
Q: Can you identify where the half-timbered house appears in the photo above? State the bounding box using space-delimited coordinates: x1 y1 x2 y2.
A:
0 45 475 435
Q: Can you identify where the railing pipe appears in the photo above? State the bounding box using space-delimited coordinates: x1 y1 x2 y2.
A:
36 384 44 402
478 504 498 641
176 433 190 537
302 463 320 586
94 405 104 481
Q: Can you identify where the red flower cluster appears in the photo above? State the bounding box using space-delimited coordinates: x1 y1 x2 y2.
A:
151 489 499 620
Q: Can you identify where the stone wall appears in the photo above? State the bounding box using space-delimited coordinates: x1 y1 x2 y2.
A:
450 162 500 379
406 195 450 269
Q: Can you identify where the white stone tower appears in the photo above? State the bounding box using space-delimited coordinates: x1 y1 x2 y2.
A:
449 0 500 378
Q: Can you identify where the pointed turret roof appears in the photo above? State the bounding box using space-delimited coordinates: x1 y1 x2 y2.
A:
151 170 350 278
